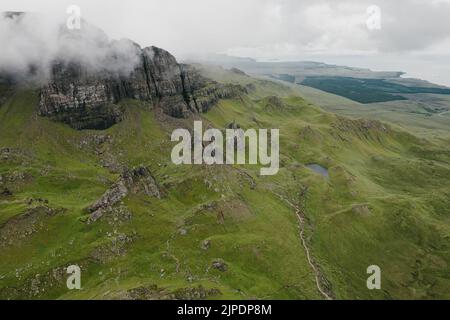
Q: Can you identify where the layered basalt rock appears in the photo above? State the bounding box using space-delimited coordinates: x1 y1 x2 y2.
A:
38 46 246 129
2 12 246 129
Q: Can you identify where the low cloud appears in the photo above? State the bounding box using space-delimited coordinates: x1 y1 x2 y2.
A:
1 1 450 85
0 12 141 83
223 0 450 59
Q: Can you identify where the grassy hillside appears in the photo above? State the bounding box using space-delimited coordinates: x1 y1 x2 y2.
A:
281 83 450 142
194 59 450 142
1 75 450 299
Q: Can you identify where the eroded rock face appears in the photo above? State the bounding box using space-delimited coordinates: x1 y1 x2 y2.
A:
88 166 161 223
89 180 128 215
39 46 246 129
38 63 126 130
121 167 161 198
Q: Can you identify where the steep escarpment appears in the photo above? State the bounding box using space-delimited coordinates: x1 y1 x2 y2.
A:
0 12 246 129
38 46 246 129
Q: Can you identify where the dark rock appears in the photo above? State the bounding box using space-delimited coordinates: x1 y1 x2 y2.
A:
2 12 25 19
201 239 211 250
1 187 12 196
171 285 221 300
121 166 161 198
88 180 128 215
39 47 246 129
261 95 286 110
123 284 221 300
245 83 256 92
26 198 48 205
0 148 10 160
89 233 134 263
229 68 247 76
87 166 161 222
226 120 241 129
211 259 228 272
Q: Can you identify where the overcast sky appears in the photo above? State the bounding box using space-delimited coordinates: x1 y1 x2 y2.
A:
2 0 450 85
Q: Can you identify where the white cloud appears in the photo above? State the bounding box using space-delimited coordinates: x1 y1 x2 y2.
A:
1 0 450 84
0 11 141 82
1 0 450 57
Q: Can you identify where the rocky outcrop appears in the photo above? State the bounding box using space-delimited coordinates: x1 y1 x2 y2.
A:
88 166 161 222
0 206 65 248
121 166 161 198
261 95 286 110
2 14 245 128
38 67 126 130
1 187 12 196
90 233 134 263
211 259 228 272
331 117 390 143
121 284 221 300
201 239 211 250
39 46 246 129
88 180 128 216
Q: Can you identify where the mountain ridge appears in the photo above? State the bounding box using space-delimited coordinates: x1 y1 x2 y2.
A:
0 12 247 129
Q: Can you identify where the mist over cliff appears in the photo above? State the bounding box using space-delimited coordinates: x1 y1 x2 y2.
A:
0 12 141 83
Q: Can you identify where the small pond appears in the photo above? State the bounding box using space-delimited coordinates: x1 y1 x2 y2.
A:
305 164 329 179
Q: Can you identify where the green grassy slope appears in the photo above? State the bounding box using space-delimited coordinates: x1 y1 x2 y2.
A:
1 76 450 299
289 83 450 142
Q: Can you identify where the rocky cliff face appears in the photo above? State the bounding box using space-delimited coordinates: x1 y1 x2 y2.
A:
38 46 246 130
0 12 245 129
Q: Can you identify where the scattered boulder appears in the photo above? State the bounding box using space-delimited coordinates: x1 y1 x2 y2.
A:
0 264 79 300
1 187 12 196
89 233 134 263
122 284 221 300
26 198 49 205
90 205 132 226
171 285 222 300
0 148 10 160
211 259 228 272
352 204 371 216
0 206 65 248
201 239 211 250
